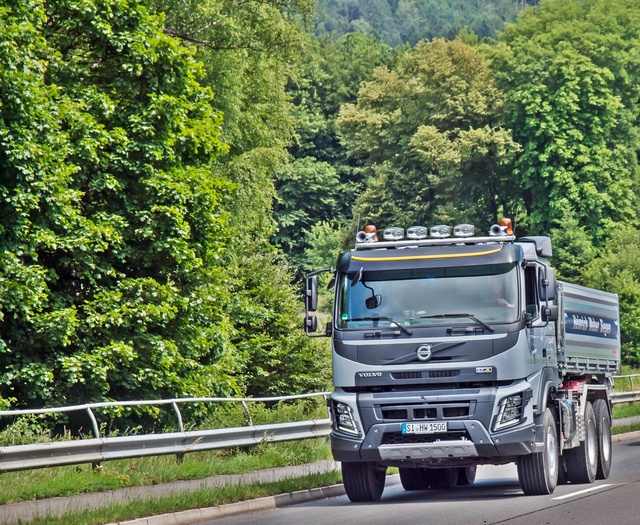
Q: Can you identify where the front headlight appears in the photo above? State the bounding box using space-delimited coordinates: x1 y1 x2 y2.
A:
333 401 359 435
494 393 524 431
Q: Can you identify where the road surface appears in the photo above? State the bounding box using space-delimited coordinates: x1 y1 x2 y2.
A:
197 436 640 525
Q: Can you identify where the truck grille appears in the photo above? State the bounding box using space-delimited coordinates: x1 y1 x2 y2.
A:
379 403 471 421
443 406 469 418
391 370 460 380
382 409 409 419
413 407 437 419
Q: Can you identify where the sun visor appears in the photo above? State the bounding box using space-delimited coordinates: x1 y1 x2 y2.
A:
337 243 524 273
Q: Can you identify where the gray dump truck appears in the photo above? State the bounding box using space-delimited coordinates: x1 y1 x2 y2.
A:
304 220 620 501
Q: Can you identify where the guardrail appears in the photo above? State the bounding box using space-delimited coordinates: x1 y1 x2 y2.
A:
0 393 331 474
612 373 640 404
1 376 639 475
615 374 638 390
611 391 640 404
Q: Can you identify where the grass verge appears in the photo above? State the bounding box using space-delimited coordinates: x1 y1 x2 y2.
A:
612 400 640 434
23 471 343 525
613 423 640 435
0 438 333 505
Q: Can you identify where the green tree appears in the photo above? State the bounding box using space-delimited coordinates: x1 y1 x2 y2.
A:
304 221 341 270
0 0 235 409
548 210 596 283
337 38 520 230
273 157 344 276
153 0 331 396
281 32 393 275
314 0 536 46
491 0 640 243
582 226 640 367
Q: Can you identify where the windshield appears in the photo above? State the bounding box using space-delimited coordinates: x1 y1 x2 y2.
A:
337 263 519 330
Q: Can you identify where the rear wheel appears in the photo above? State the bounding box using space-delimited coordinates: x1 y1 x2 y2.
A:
593 398 612 480
399 467 434 491
457 465 477 486
341 462 387 502
565 401 598 484
557 456 569 485
517 408 559 495
436 467 460 489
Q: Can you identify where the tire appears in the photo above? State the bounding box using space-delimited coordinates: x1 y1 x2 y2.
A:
557 456 569 485
457 465 477 486
435 467 459 489
593 398 612 480
399 467 434 491
341 461 387 502
565 401 598 484
517 408 559 495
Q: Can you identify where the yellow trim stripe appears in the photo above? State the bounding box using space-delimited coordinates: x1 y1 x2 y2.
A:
352 247 502 262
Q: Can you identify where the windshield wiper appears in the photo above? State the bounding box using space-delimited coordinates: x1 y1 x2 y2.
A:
419 313 495 333
344 316 413 336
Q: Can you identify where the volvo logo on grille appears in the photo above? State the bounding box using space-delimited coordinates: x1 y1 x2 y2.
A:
416 345 433 361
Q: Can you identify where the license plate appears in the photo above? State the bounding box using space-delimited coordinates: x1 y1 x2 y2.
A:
402 422 447 434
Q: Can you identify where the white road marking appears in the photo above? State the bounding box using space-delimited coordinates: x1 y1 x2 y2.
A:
552 484 613 500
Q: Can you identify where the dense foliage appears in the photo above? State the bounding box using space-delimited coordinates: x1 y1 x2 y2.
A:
0 0 330 417
337 38 521 228
314 0 538 46
2 0 640 421
275 32 394 276
491 0 640 246
0 0 233 409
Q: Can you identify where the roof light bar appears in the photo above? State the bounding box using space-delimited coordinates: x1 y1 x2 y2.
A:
407 226 429 240
383 227 404 241
454 224 475 237
430 225 451 238
355 224 378 243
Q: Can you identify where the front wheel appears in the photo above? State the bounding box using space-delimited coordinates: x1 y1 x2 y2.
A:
341 461 387 502
517 408 559 495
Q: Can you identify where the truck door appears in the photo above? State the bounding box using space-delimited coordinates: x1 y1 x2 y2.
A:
524 264 546 360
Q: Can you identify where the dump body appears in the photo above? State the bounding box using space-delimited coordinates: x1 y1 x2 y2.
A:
558 281 620 374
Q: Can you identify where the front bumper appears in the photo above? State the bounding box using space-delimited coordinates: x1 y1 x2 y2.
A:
331 418 541 466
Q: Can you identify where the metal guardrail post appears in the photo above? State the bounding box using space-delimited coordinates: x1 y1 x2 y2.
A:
172 401 186 462
86 407 102 469
241 400 252 426
85 407 101 439
172 402 184 433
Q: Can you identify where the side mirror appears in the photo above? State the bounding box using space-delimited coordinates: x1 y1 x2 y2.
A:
303 268 333 338
524 312 533 328
539 267 557 301
542 305 559 322
306 276 318 312
305 315 318 333
365 294 382 310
